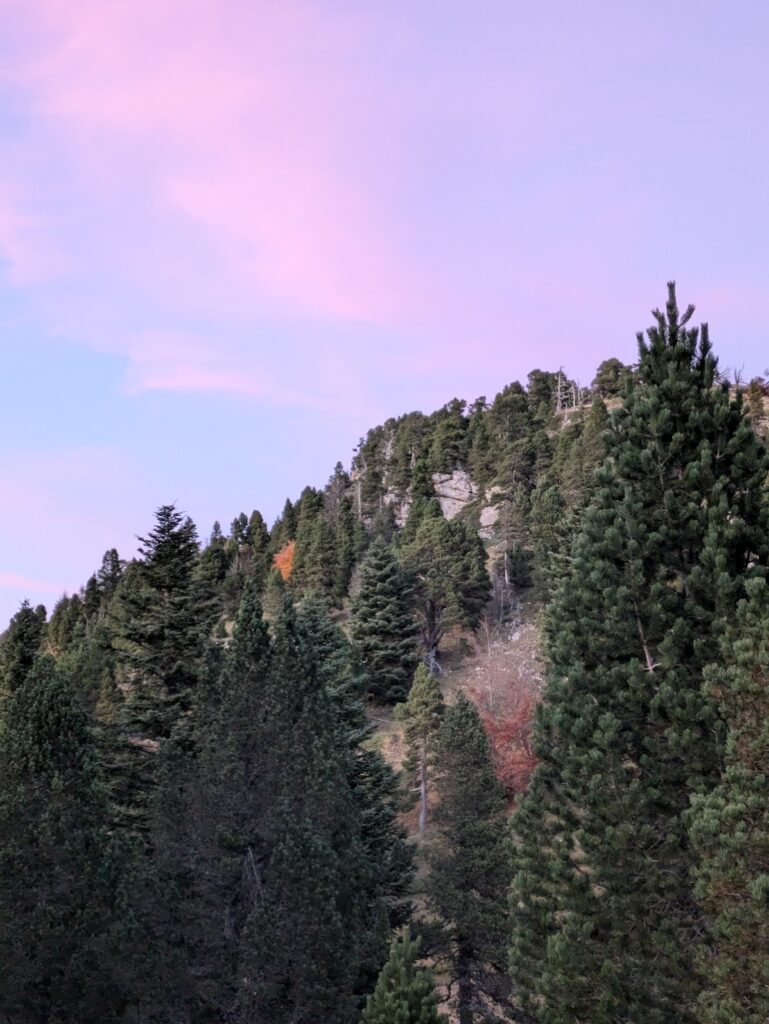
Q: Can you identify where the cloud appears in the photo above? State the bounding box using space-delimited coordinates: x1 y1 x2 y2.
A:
0 572 66 596
0 181 66 284
0 0 406 322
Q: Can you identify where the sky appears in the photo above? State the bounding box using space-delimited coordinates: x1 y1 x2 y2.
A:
1 0 768 626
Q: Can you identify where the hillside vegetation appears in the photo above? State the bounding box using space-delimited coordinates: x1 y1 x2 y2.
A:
2 284 769 1023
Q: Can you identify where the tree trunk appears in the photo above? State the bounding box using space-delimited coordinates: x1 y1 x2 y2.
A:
418 741 428 833
456 940 473 1024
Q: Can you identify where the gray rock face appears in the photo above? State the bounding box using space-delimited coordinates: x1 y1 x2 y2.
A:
478 503 500 538
431 469 477 519
383 489 412 528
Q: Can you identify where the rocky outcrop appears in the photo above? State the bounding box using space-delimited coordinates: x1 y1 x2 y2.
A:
479 503 500 536
431 469 478 519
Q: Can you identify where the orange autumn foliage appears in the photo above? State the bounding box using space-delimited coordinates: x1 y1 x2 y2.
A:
468 657 539 799
478 689 538 798
274 540 296 581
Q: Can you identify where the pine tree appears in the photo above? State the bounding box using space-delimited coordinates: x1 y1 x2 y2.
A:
96 547 125 597
247 508 272 588
240 806 359 1024
297 598 414 984
110 505 213 833
428 398 469 474
296 515 338 598
362 929 447 1024
335 494 365 600
426 695 511 1024
688 576 769 1024
399 461 436 547
112 504 211 736
0 657 130 1021
237 601 379 1023
509 284 769 1023
270 496 298 552
174 580 273 1021
262 564 288 619
395 664 445 833
351 537 419 703
399 503 489 663
1 599 46 692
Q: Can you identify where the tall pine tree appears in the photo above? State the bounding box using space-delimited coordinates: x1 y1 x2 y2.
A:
351 537 419 703
426 695 512 1024
509 284 769 1023
688 576 769 1024
395 664 445 833
0 657 130 1021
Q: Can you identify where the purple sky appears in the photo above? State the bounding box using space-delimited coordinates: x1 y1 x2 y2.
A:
1 0 768 626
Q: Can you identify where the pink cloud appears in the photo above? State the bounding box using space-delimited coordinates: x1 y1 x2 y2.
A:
0 0 407 322
0 572 67 596
121 329 381 417
123 331 264 397
0 181 66 283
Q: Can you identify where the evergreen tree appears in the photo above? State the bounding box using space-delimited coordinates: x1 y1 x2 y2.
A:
297 598 414 984
0 657 129 1021
509 284 769 1023
426 695 511 1024
299 516 338 598
335 493 365 600
399 502 489 663
237 601 379 1024
398 460 436 547
467 396 495 486
591 356 631 397
688 576 769 1024
362 929 447 1024
172 580 272 1021
262 565 287 620
395 664 445 833
96 547 125 597
110 505 213 833
351 537 419 703
247 509 273 589
428 398 469 474
269 496 297 552
1 599 46 692
112 504 211 743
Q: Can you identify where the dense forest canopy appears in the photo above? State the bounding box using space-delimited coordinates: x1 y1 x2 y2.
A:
1 285 769 1023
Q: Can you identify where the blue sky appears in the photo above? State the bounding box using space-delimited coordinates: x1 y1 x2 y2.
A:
1 0 768 625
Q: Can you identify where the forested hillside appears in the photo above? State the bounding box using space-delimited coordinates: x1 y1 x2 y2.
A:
2 285 769 1023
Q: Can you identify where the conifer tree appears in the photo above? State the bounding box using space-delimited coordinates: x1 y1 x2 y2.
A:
351 537 419 703
335 493 365 600
399 502 489 663
362 929 447 1024
269 496 297 552
0 599 46 692
399 461 436 547
688 576 769 1024
112 504 211 737
395 664 445 833
96 547 125 597
295 515 338 598
237 601 379 1023
297 598 414 983
426 695 511 1024
178 580 273 1020
110 505 213 832
262 564 288 619
428 398 469 473
509 284 769 1023
247 508 273 587
0 657 129 1021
